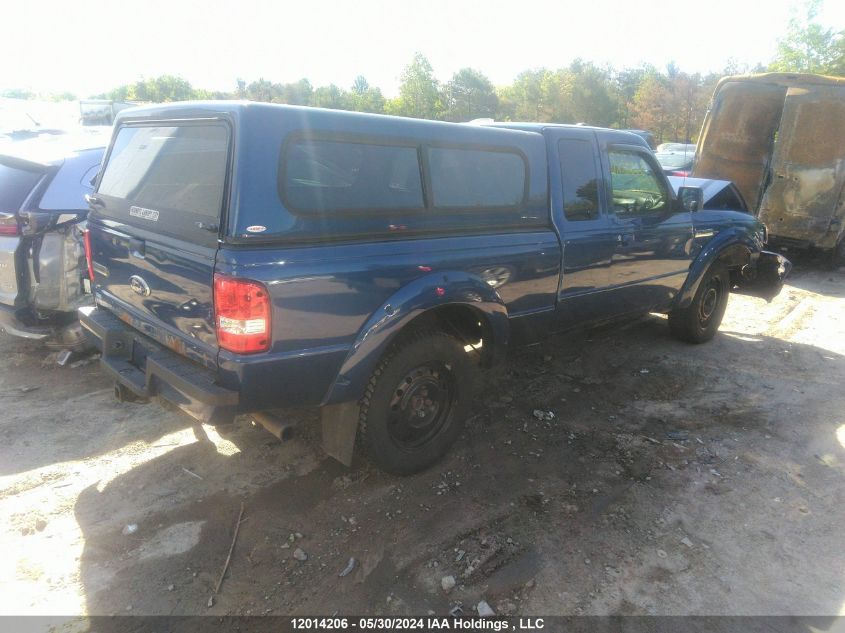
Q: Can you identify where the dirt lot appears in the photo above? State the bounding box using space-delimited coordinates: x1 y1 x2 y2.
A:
1 261 844 625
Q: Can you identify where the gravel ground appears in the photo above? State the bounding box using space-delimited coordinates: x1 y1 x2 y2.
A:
1 262 843 626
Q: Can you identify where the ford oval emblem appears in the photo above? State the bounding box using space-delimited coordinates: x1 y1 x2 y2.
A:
129 275 151 297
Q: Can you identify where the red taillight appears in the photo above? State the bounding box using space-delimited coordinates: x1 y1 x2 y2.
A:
213 274 271 354
83 229 95 282
670 170 691 177
0 213 19 236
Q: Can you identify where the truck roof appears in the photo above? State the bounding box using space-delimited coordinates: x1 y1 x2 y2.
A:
488 122 650 146
114 100 546 145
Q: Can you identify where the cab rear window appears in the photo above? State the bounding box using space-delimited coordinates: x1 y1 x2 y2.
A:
427 147 525 208
97 124 229 242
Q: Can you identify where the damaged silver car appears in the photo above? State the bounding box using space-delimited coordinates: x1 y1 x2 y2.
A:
0 131 107 349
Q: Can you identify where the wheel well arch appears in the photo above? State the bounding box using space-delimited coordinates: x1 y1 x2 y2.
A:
716 243 753 269
390 303 497 367
675 232 758 309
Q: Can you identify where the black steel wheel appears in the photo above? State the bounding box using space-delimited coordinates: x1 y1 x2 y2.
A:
359 330 477 475
669 262 730 344
386 362 456 450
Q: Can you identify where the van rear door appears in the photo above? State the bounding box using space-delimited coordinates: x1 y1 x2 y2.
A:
757 85 845 249
693 80 787 213
88 122 230 368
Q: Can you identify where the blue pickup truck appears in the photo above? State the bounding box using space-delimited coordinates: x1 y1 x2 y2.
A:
79 102 789 474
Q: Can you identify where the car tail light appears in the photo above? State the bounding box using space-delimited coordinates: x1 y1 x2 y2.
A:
83 228 96 281
213 274 271 354
670 170 690 177
0 212 20 236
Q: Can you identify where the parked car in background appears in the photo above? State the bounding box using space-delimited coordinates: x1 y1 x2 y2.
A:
0 130 107 349
79 100 137 126
656 150 695 176
693 72 845 262
657 142 696 154
79 103 789 474
0 98 81 146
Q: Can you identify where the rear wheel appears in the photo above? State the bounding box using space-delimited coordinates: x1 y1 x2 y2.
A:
669 262 730 343
359 330 477 475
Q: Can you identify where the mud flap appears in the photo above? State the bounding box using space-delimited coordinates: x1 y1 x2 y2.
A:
734 250 792 302
321 402 360 467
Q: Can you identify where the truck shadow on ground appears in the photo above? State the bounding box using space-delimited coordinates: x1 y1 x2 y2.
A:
0 334 229 478
73 314 845 625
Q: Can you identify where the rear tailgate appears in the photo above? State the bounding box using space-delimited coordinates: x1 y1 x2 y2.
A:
88 121 231 369
0 159 50 306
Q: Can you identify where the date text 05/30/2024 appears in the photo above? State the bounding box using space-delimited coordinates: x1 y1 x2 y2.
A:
290 618 545 631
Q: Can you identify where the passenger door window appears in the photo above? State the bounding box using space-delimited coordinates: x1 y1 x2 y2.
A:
607 149 670 219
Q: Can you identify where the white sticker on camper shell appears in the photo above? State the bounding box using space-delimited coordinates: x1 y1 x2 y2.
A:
245 225 267 233
129 206 160 221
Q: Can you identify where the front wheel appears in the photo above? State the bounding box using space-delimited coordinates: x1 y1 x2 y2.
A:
359 330 477 475
669 262 730 344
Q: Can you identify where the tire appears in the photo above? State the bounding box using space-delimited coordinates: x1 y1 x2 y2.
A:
668 262 730 344
359 330 478 475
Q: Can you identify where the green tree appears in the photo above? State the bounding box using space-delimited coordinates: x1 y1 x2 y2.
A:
613 66 653 128
312 84 348 110
442 68 498 122
348 76 386 113
278 79 313 105
387 53 441 119
556 60 619 126
101 75 204 102
629 72 671 141
245 78 277 102
1 88 36 100
769 0 845 75
496 69 555 121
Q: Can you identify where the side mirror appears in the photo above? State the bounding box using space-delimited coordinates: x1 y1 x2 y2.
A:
678 186 704 212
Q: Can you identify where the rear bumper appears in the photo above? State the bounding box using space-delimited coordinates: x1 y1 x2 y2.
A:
79 306 239 424
0 303 50 340
734 250 792 301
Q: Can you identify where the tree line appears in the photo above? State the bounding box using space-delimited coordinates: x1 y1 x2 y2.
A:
4 0 843 144
84 58 740 144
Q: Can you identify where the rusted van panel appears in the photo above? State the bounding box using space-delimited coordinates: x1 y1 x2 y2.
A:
694 79 786 213
694 73 845 251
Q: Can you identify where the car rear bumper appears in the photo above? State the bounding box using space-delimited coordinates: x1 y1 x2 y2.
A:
734 250 792 301
0 303 50 340
0 235 22 307
0 302 90 350
79 306 239 424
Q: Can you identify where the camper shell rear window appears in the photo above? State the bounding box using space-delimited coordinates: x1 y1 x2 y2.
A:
96 122 230 244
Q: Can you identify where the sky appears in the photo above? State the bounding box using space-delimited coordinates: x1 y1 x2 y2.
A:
3 0 844 98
